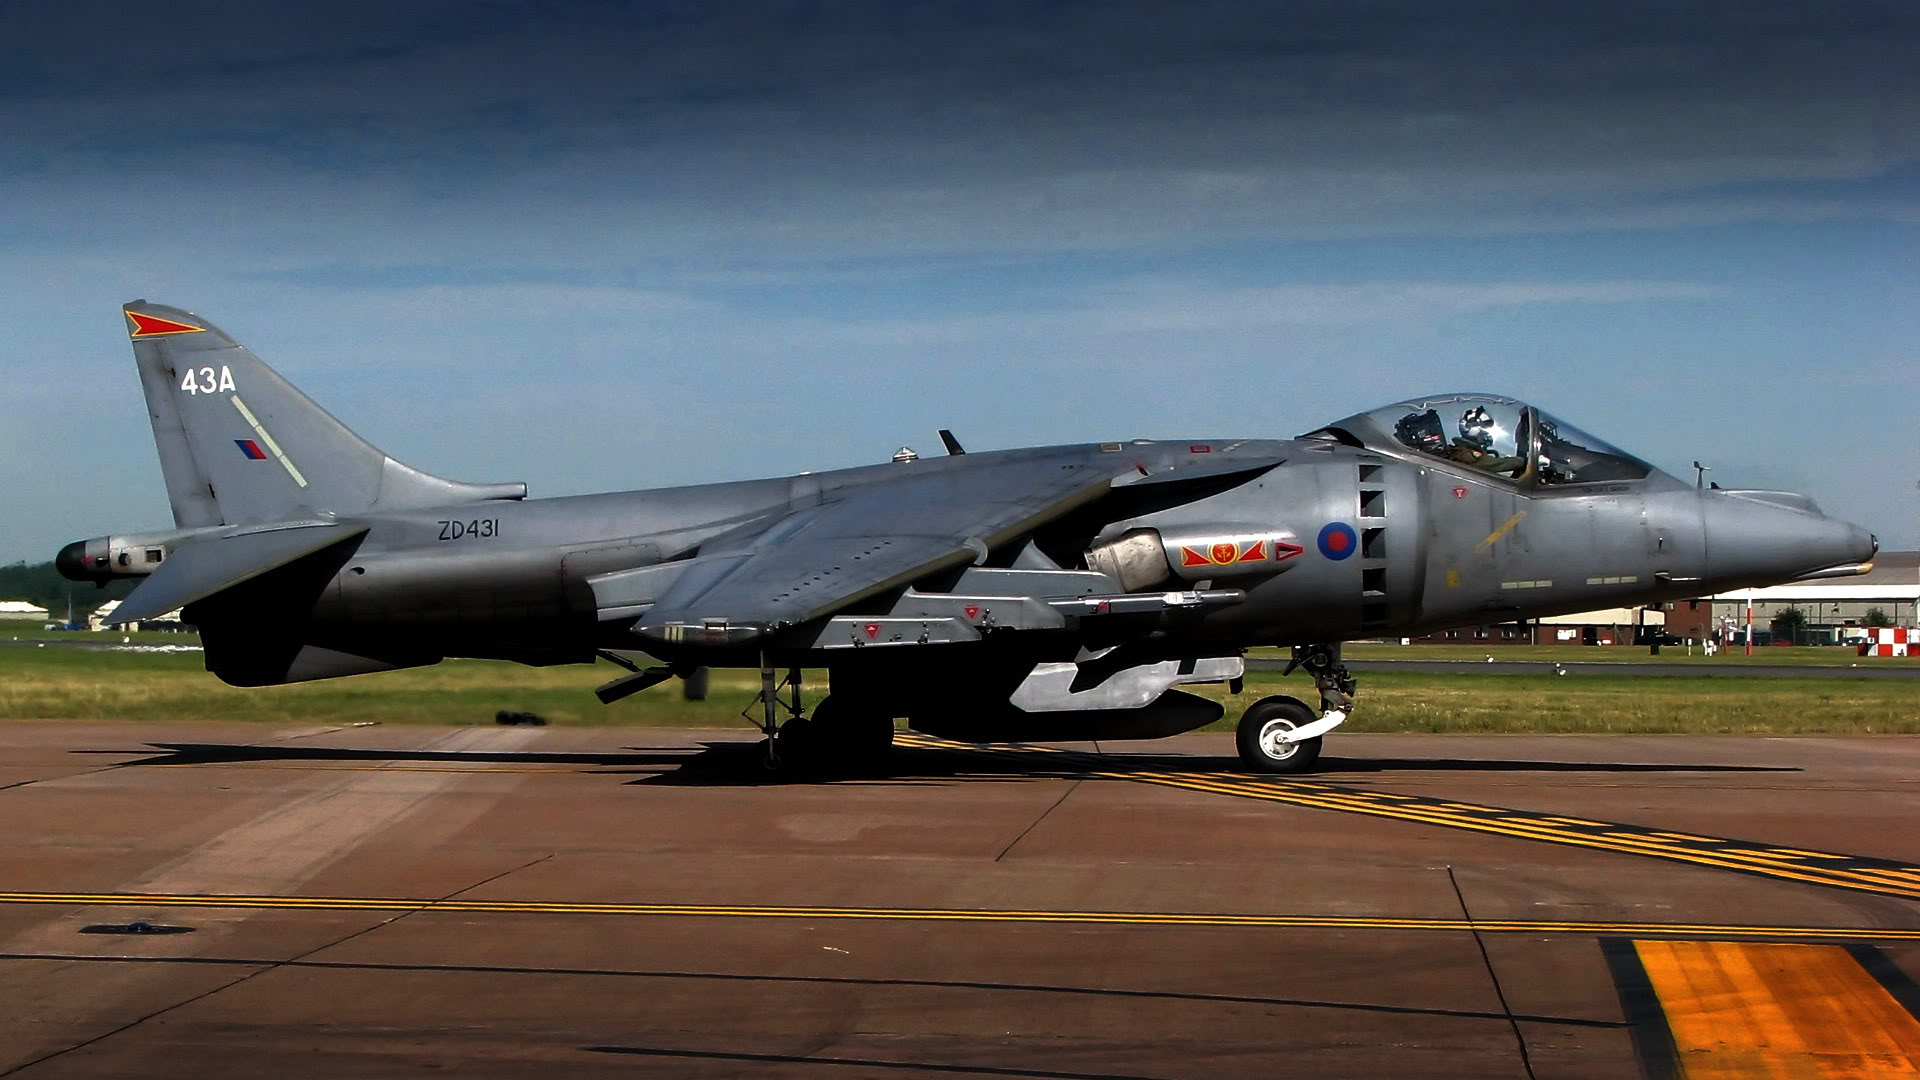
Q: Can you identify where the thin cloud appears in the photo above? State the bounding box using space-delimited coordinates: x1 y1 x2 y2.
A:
783 280 1732 347
0 2 1914 560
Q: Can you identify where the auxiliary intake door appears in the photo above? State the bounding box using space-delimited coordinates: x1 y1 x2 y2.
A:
562 541 664 615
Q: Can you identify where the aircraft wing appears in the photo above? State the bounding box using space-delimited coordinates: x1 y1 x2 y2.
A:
631 451 1282 645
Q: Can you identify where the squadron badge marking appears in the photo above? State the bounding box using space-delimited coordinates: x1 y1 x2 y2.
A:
1178 538 1302 567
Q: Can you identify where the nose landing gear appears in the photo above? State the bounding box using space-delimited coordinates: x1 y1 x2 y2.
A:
1235 644 1356 774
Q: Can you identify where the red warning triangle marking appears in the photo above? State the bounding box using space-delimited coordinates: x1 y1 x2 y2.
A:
126 311 205 338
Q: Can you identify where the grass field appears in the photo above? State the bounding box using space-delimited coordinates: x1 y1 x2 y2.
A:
3 646 1914 735
3 629 201 646
1275 643 1884 667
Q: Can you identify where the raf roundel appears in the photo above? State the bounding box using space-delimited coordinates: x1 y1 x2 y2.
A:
1317 522 1357 561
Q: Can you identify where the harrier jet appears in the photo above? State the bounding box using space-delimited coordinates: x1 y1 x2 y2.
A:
60 302 1877 772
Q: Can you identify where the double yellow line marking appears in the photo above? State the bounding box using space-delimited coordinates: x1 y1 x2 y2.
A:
893 735 1920 904
4 890 1919 942
1130 771 1920 902
120 734 1920 905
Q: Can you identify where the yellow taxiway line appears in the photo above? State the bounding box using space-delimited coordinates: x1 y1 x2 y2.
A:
3 890 1919 942
1124 770 1920 901
890 735 1920 904
120 734 1920 904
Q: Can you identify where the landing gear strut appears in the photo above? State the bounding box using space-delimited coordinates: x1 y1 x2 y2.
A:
750 658 894 775
750 657 808 771
1235 643 1357 774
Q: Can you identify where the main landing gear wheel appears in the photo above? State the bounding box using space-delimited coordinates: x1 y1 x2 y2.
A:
1235 695 1323 774
760 697 892 776
808 695 894 773
770 715 816 769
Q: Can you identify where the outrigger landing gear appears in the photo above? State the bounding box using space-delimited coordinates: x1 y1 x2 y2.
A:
1235 643 1357 774
751 657 809 772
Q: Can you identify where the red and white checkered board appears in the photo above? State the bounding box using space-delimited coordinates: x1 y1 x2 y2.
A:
1864 627 1910 657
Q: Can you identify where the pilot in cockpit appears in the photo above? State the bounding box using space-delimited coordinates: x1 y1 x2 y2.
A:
1364 397 1654 486
1392 406 1526 476
1447 406 1526 475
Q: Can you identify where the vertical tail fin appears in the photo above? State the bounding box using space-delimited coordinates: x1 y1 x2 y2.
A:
124 301 525 526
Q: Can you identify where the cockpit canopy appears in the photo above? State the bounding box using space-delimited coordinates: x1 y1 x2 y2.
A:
1314 392 1655 487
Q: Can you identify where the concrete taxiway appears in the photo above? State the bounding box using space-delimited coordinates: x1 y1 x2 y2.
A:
2 722 1919 1078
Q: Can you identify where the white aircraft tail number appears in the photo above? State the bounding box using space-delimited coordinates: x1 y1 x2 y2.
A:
180 365 236 396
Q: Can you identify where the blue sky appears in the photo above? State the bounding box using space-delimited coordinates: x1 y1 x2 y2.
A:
3 1 1916 562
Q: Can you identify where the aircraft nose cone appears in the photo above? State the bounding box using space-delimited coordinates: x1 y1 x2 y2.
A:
55 540 91 582
1820 520 1879 569
1705 492 1877 590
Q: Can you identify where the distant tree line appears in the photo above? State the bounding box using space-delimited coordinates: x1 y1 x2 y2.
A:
0 561 136 620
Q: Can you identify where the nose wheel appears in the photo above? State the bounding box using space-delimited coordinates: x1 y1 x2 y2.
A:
1235 696 1323 773
1235 643 1356 774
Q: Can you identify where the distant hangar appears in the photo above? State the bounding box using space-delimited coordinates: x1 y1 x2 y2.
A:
1712 550 1919 643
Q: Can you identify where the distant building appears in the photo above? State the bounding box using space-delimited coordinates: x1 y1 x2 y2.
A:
1662 597 1715 642
1709 550 1920 645
87 600 124 631
86 600 188 632
1419 605 1665 646
0 600 51 622
1533 607 1665 646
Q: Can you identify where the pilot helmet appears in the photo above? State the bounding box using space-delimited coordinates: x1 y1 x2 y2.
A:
1393 409 1446 454
1459 406 1495 451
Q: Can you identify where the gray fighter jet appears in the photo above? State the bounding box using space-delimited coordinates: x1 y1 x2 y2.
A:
59 302 1877 773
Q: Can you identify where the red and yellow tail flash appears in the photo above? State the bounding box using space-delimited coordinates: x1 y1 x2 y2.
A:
127 311 205 338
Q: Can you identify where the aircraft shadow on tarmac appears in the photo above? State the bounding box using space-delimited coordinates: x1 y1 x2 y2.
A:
0 950 1626 1033
83 739 1797 786
84 742 702 770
